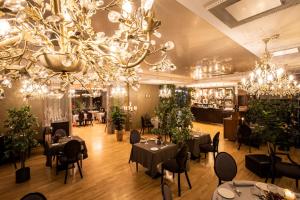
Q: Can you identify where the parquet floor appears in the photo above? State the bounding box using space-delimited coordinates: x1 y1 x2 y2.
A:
0 123 299 200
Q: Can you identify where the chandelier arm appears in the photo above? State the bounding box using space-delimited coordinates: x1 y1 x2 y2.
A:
143 54 167 66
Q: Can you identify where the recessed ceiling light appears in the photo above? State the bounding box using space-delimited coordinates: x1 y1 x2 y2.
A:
272 47 299 57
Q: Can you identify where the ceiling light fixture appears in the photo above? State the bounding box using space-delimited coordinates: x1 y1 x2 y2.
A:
0 0 174 97
239 34 300 97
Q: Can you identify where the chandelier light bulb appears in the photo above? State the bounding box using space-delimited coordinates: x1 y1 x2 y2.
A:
122 0 133 14
153 31 162 38
95 0 104 7
0 19 11 36
164 41 175 51
276 68 284 77
142 0 155 11
289 75 294 81
108 11 121 23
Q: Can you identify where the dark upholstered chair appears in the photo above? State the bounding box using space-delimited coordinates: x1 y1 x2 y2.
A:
237 124 252 152
199 132 220 159
141 116 154 134
52 129 66 143
161 145 192 197
102 111 107 123
161 183 173 200
128 129 141 172
21 192 47 200
85 112 93 126
214 152 237 186
266 143 300 188
77 112 85 126
56 140 83 184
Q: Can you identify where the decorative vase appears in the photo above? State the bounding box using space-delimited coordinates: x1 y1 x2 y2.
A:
116 130 123 141
16 167 30 183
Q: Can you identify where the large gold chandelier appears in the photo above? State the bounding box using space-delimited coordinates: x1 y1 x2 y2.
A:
0 0 174 97
240 35 300 97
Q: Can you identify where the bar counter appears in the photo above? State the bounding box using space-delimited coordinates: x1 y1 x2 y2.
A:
191 107 234 124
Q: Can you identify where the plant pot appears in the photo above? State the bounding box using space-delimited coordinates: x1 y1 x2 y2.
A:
115 130 123 141
16 167 30 183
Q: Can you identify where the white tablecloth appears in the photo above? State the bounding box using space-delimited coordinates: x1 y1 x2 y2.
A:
95 112 105 121
212 181 300 200
72 113 87 123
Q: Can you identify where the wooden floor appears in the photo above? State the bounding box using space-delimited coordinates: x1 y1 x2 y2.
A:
0 123 299 200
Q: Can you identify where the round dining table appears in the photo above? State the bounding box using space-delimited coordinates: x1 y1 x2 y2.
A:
212 180 300 200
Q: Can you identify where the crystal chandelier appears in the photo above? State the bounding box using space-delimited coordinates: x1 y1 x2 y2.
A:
0 0 174 96
191 58 232 80
159 85 172 98
239 34 300 97
111 84 127 97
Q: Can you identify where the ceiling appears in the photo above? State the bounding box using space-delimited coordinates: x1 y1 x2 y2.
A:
91 0 300 86
177 0 300 73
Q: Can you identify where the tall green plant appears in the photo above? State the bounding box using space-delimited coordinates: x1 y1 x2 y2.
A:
245 98 296 143
111 106 125 131
4 106 38 169
154 85 194 143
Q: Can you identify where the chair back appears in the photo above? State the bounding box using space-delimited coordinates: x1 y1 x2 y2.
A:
21 192 47 200
161 183 173 200
53 129 66 143
176 145 188 171
63 140 82 163
237 124 252 138
130 129 140 144
212 132 220 152
79 112 84 121
214 152 237 185
87 112 93 120
141 116 146 128
267 142 278 169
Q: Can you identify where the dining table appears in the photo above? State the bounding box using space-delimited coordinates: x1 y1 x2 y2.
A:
212 180 300 200
45 135 88 167
130 140 177 178
186 132 211 159
72 113 87 124
95 112 105 122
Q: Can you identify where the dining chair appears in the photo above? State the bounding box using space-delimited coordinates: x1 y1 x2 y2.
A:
77 112 85 126
161 183 173 200
237 124 252 152
53 129 66 143
161 145 192 197
56 140 83 184
85 112 93 126
266 142 300 188
199 132 220 159
21 192 47 200
128 130 141 172
214 152 237 186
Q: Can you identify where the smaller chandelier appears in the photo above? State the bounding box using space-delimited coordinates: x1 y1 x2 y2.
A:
239 34 300 97
159 85 172 98
111 85 127 98
123 102 137 112
191 58 232 80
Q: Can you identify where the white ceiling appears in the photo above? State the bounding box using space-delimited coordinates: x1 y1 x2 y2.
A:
177 0 300 72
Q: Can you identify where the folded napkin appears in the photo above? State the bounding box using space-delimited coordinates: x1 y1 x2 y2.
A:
233 181 254 187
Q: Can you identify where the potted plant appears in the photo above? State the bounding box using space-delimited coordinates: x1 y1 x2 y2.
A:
111 106 125 141
4 106 38 183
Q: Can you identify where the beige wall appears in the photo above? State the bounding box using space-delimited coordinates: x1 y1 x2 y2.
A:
0 81 44 134
129 84 160 129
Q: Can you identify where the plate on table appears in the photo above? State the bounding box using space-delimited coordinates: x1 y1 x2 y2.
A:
255 182 269 191
150 147 159 151
52 143 59 146
193 134 200 138
217 188 235 199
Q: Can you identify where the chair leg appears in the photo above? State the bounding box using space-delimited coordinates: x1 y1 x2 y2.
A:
128 149 132 163
136 162 138 172
178 173 181 197
238 142 241 150
161 167 164 185
64 164 68 184
77 161 83 178
185 171 192 189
